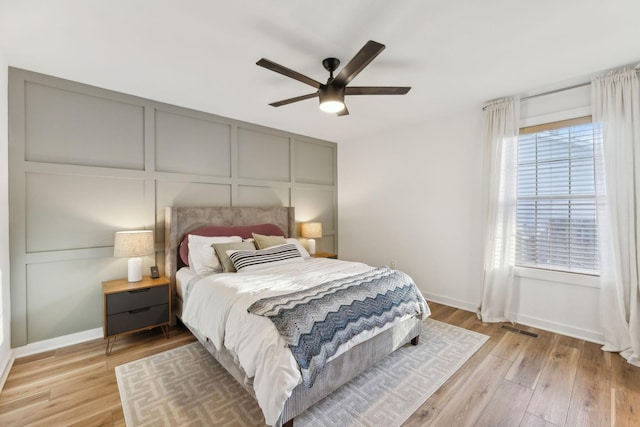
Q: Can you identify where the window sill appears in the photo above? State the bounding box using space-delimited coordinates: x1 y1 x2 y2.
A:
514 266 600 289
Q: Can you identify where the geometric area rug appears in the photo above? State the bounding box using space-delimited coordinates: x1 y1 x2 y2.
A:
116 319 488 427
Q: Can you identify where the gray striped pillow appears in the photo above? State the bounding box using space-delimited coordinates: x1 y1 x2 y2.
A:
228 243 304 272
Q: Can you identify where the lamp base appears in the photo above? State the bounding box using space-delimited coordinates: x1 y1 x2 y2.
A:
127 257 143 282
307 238 316 255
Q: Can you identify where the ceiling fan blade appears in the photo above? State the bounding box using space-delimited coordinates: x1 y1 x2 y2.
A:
337 105 349 116
334 40 385 86
269 92 319 107
345 86 411 95
257 58 322 89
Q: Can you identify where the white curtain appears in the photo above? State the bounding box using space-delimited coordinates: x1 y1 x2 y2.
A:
478 97 520 322
592 66 640 367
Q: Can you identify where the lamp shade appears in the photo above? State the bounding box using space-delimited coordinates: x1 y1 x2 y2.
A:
300 222 322 239
114 230 154 282
114 230 154 257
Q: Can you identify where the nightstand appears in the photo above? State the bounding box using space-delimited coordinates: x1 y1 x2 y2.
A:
311 251 338 259
102 275 171 355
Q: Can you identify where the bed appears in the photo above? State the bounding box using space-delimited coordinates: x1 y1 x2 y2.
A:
164 206 429 426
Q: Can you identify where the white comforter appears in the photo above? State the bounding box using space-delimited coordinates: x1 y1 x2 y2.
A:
181 258 412 425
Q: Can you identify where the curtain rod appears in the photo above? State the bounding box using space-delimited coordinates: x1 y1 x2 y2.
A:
483 68 640 110
520 81 591 102
482 81 590 111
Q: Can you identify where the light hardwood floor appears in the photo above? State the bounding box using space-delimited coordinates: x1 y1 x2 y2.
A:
0 302 638 426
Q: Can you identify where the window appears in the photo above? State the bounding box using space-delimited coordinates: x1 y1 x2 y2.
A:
515 116 600 275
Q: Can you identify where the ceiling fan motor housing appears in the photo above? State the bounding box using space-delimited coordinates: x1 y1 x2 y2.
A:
319 84 345 111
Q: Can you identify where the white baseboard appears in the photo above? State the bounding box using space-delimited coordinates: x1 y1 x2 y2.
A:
508 312 604 345
13 327 104 358
422 292 604 344
0 350 15 393
422 292 479 314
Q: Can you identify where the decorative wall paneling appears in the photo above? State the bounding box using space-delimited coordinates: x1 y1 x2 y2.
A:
8 68 337 347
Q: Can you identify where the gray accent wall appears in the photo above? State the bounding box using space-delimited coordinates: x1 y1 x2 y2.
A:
8 68 337 347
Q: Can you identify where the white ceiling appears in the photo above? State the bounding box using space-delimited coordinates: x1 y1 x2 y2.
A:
2 0 640 143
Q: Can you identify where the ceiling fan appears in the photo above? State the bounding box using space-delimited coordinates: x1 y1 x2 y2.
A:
256 40 411 116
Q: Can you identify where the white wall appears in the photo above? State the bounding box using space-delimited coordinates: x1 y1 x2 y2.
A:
338 108 484 312
0 50 12 389
338 93 604 344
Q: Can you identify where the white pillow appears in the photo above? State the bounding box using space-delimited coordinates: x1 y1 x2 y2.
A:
187 235 242 273
228 243 304 272
286 238 310 258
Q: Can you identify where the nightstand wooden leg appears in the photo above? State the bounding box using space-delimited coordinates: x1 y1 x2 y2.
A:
161 324 170 339
106 336 116 355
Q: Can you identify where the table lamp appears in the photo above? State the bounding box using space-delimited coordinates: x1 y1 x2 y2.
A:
114 230 154 282
301 222 322 255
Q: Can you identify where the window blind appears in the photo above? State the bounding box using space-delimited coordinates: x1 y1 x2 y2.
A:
515 116 600 274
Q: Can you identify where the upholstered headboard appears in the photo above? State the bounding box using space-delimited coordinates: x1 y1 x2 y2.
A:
164 206 296 314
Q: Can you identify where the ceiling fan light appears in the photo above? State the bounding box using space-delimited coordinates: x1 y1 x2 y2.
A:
319 100 345 113
318 85 345 113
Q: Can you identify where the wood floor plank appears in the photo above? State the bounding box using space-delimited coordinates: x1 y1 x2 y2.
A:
564 341 611 427
10 350 56 366
0 397 56 425
0 389 49 413
610 349 640 427
490 327 533 362
24 390 122 427
505 333 556 389
457 312 491 334
520 412 559 427
427 354 511 426
0 377 120 426
111 406 125 426
526 341 581 425
434 303 471 325
49 365 114 399
4 354 106 387
459 314 508 346
66 409 114 427
473 379 533 427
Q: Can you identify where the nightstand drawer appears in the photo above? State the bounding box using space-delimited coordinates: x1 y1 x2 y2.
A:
106 303 169 336
106 285 168 315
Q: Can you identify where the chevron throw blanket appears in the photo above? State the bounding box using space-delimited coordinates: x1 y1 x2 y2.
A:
247 266 428 387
